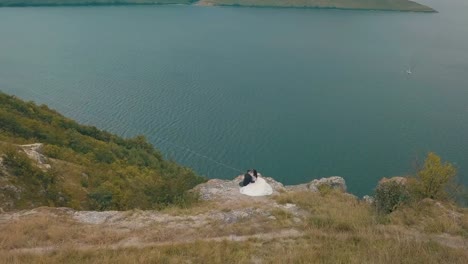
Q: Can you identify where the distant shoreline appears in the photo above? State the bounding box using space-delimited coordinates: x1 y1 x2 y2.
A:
205 4 437 13
0 1 190 8
0 0 437 13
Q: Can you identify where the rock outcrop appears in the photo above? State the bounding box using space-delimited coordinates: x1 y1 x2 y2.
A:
378 176 408 186
362 195 375 204
283 176 347 193
192 175 287 202
19 143 51 170
309 176 347 192
193 175 347 201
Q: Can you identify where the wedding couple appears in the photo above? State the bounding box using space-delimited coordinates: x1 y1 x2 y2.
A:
239 169 273 196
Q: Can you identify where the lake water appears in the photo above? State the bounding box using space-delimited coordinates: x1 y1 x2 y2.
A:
1 0 467 196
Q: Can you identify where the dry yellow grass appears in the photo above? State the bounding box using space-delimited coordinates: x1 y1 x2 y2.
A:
390 199 468 237
275 190 376 231
1 191 467 263
2 235 467 264
0 210 126 251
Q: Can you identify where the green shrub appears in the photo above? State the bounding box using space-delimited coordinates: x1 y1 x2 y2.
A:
1 144 70 208
414 152 457 200
88 187 114 210
2 145 35 177
375 181 409 214
173 191 201 209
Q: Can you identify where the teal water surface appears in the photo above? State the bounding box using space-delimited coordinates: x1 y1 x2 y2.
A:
1 0 467 196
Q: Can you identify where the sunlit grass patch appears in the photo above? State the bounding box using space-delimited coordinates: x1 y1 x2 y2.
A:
275 191 375 232
0 210 126 251
390 199 468 236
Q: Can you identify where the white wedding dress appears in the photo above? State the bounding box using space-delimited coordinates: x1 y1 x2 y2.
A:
240 176 273 196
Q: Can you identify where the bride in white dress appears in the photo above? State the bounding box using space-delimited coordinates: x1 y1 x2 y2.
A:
240 170 273 196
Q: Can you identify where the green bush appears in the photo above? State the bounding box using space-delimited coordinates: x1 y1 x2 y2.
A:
88 187 114 210
2 145 36 177
1 144 70 208
414 152 457 200
375 181 409 214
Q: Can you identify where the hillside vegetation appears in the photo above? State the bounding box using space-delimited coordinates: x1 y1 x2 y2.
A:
0 0 435 12
198 0 435 12
0 92 206 211
0 0 194 6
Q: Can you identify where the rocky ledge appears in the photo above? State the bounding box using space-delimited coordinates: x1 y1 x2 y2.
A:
192 175 347 201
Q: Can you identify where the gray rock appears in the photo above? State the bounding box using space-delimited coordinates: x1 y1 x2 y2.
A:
362 195 375 204
19 143 51 170
73 211 120 224
284 177 346 193
193 175 347 201
282 203 296 209
378 176 408 186
192 178 240 201
263 177 286 192
308 184 319 192
285 183 319 192
309 176 347 192
192 174 285 201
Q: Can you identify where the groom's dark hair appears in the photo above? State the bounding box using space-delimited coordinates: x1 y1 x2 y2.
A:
241 171 254 187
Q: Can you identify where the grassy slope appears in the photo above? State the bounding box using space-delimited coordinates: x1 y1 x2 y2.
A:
0 92 206 211
200 0 435 12
0 191 467 263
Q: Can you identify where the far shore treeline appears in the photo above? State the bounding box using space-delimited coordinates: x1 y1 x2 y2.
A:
0 0 196 7
0 0 435 12
0 92 206 211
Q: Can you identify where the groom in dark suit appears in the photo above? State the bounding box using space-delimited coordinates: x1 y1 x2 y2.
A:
239 170 255 187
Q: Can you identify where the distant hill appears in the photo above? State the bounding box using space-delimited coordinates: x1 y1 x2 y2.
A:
0 92 206 211
197 0 435 12
0 0 195 6
0 0 435 12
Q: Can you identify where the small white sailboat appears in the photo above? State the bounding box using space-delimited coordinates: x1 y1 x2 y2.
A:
406 66 412 74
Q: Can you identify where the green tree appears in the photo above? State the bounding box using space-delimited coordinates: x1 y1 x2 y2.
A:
415 152 456 200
